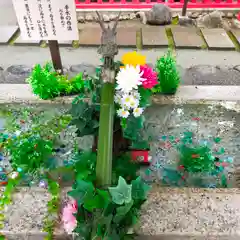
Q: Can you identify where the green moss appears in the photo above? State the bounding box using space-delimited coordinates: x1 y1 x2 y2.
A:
136 28 143 50
226 30 240 51
197 28 208 50
72 40 80 48
8 29 20 46
152 51 180 94
165 27 175 52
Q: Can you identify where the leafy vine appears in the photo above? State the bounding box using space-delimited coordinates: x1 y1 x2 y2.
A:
0 173 21 240
43 178 61 240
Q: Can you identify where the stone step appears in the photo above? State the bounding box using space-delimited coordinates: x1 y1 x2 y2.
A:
1 84 240 104
1 187 240 239
0 23 239 51
138 187 240 240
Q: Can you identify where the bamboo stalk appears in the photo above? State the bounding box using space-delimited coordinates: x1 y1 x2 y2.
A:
96 81 115 187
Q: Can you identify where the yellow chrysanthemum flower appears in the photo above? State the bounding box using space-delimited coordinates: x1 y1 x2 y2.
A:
121 51 146 67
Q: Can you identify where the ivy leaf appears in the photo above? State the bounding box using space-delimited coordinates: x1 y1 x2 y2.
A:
83 190 110 212
83 195 101 212
113 200 133 223
68 180 94 205
108 176 132 205
97 189 111 209
131 176 151 200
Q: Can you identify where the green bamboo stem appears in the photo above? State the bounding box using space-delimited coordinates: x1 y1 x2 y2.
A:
96 82 115 187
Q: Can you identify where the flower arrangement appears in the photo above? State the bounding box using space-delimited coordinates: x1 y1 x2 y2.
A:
115 52 158 120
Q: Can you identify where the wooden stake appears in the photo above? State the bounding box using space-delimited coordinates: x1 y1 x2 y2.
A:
48 40 63 74
182 0 189 16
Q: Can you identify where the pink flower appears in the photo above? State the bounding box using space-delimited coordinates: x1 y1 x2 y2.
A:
140 65 158 89
62 199 78 234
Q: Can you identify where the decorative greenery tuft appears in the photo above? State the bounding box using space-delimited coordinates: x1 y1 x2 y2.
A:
0 174 21 240
43 178 61 240
153 51 180 94
27 63 85 99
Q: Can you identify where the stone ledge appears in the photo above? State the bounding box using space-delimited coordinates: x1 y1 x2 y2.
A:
1 84 240 105
1 186 240 239
138 186 240 238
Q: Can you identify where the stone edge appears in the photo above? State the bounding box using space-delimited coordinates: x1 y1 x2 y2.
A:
2 85 240 104
3 186 240 239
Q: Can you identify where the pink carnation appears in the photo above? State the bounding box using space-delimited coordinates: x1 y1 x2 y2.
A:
62 199 78 234
140 65 158 89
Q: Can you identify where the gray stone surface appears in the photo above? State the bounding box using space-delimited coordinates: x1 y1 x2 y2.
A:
142 26 168 47
116 27 137 47
0 26 18 44
182 65 240 85
69 63 96 78
79 27 101 46
2 65 32 83
201 28 235 50
139 187 240 237
47 40 73 46
14 34 40 45
171 26 203 49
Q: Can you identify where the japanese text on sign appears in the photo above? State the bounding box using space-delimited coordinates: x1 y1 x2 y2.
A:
12 0 78 41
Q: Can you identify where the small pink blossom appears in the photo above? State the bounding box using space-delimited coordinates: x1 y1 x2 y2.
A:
140 65 158 89
62 199 78 234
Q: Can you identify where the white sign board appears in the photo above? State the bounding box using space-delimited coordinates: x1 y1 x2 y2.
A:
12 0 78 41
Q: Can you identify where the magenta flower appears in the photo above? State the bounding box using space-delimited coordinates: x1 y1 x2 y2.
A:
140 65 158 89
62 198 78 234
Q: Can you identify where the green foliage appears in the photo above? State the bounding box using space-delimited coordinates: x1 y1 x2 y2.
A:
109 177 132 205
68 175 151 240
43 178 61 240
0 174 21 239
4 110 71 173
69 68 101 137
112 153 140 184
178 132 215 173
153 51 180 94
27 63 85 99
69 95 100 137
6 135 53 172
122 115 149 150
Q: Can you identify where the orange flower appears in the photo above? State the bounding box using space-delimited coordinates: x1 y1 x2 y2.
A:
121 51 146 67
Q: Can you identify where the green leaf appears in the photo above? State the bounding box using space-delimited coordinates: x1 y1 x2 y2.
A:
113 200 133 223
108 176 132 205
131 176 151 200
82 189 110 212
97 189 111 209
68 180 94 205
83 194 102 212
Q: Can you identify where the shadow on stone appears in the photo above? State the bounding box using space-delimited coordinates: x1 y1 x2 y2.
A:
3 65 32 84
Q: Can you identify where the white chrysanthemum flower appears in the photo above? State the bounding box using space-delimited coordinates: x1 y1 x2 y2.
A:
132 90 141 100
114 92 122 104
129 98 139 109
121 94 135 109
116 65 145 93
117 109 130 118
133 108 144 117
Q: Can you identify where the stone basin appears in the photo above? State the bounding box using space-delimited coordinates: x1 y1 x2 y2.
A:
0 101 240 239
0 102 240 187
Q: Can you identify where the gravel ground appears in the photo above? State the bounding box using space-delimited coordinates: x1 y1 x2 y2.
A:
139 187 240 237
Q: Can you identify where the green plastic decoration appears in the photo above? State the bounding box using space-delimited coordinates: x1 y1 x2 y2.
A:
153 51 180 94
96 82 115 187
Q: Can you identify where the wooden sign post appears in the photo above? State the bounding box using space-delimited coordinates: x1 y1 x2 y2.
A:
12 0 78 73
48 40 63 73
